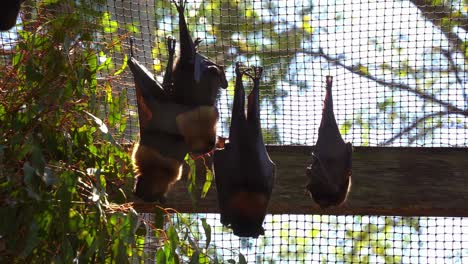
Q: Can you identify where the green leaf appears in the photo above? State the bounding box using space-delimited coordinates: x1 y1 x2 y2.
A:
200 218 211 249
23 162 40 200
21 220 40 257
238 253 247 264
101 12 119 33
201 166 213 198
302 15 314 34
358 65 369 75
189 251 200 264
84 111 109 134
167 225 180 247
114 54 128 76
42 0 60 5
156 248 167 264
339 120 352 136
185 155 197 194
154 207 166 230
309 229 320 238
126 23 140 34
198 252 209 264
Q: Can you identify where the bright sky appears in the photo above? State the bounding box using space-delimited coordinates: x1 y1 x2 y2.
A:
2 1 467 262
208 0 467 147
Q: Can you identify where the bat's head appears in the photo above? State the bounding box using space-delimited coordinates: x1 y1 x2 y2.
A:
0 0 24 31
196 63 228 105
305 143 352 208
132 143 183 203
224 191 268 238
176 106 219 155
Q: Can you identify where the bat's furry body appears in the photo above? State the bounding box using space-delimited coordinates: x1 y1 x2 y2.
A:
130 0 227 202
213 64 275 238
132 133 187 202
169 0 227 154
129 39 190 203
306 76 352 208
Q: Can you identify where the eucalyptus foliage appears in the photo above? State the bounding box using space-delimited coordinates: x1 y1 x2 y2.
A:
0 1 221 263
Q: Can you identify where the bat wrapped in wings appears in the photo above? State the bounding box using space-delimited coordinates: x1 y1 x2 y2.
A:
306 76 352 208
128 38 191 203
170 0 228 155
129 0 228 202
213 63 275 238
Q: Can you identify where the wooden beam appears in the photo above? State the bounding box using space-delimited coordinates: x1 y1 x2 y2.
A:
133 147 468 217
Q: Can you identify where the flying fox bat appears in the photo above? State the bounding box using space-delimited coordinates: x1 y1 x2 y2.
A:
129 38 190 203
170 0 228 154
306 76 352 208
1 0 24 31
213 63 276 238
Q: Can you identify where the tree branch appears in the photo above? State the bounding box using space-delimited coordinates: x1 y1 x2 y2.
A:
306 49 468 117
440 48 468 108
408 0 467 54
380 111 448 146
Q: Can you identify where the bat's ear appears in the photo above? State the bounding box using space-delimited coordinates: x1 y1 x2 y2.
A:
207 65 228 88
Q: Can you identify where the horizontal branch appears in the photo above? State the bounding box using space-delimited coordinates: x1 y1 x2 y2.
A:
133 146 468 217
380 111 448 146
202 44 468 118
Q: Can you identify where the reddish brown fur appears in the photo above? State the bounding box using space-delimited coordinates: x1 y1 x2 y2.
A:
176 106 218 154
132 143 183 201
227 191 269 223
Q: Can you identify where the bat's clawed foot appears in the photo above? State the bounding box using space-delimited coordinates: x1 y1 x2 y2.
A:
235 62 253 79
253 66 263 80
243 66 263 84
194 37 203 48
235 62 242 73
326 75 333 88
173 0 186 13
166 35 176 55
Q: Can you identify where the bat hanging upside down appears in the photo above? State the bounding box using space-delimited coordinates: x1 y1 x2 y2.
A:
213 63 276 238
306 76 352 208
169 0 228 155
129 36 190 203
130 0 227 202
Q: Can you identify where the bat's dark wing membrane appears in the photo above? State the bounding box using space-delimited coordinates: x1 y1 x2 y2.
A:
246 67 275 198
306 76 352 208
128 57 168 102
214 65 275 238
128 57 166 133
213 63 246 230
194 54 228 88
128 55 193 136
213 144 241 226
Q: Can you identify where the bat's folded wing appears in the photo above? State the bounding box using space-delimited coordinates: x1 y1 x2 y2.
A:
128 57 168 102
213 145 241 225
129 56 196 136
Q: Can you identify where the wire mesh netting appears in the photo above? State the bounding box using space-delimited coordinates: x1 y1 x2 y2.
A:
1 0 467 263
1 1 466 146
158 214 467 263
106 0 467 147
